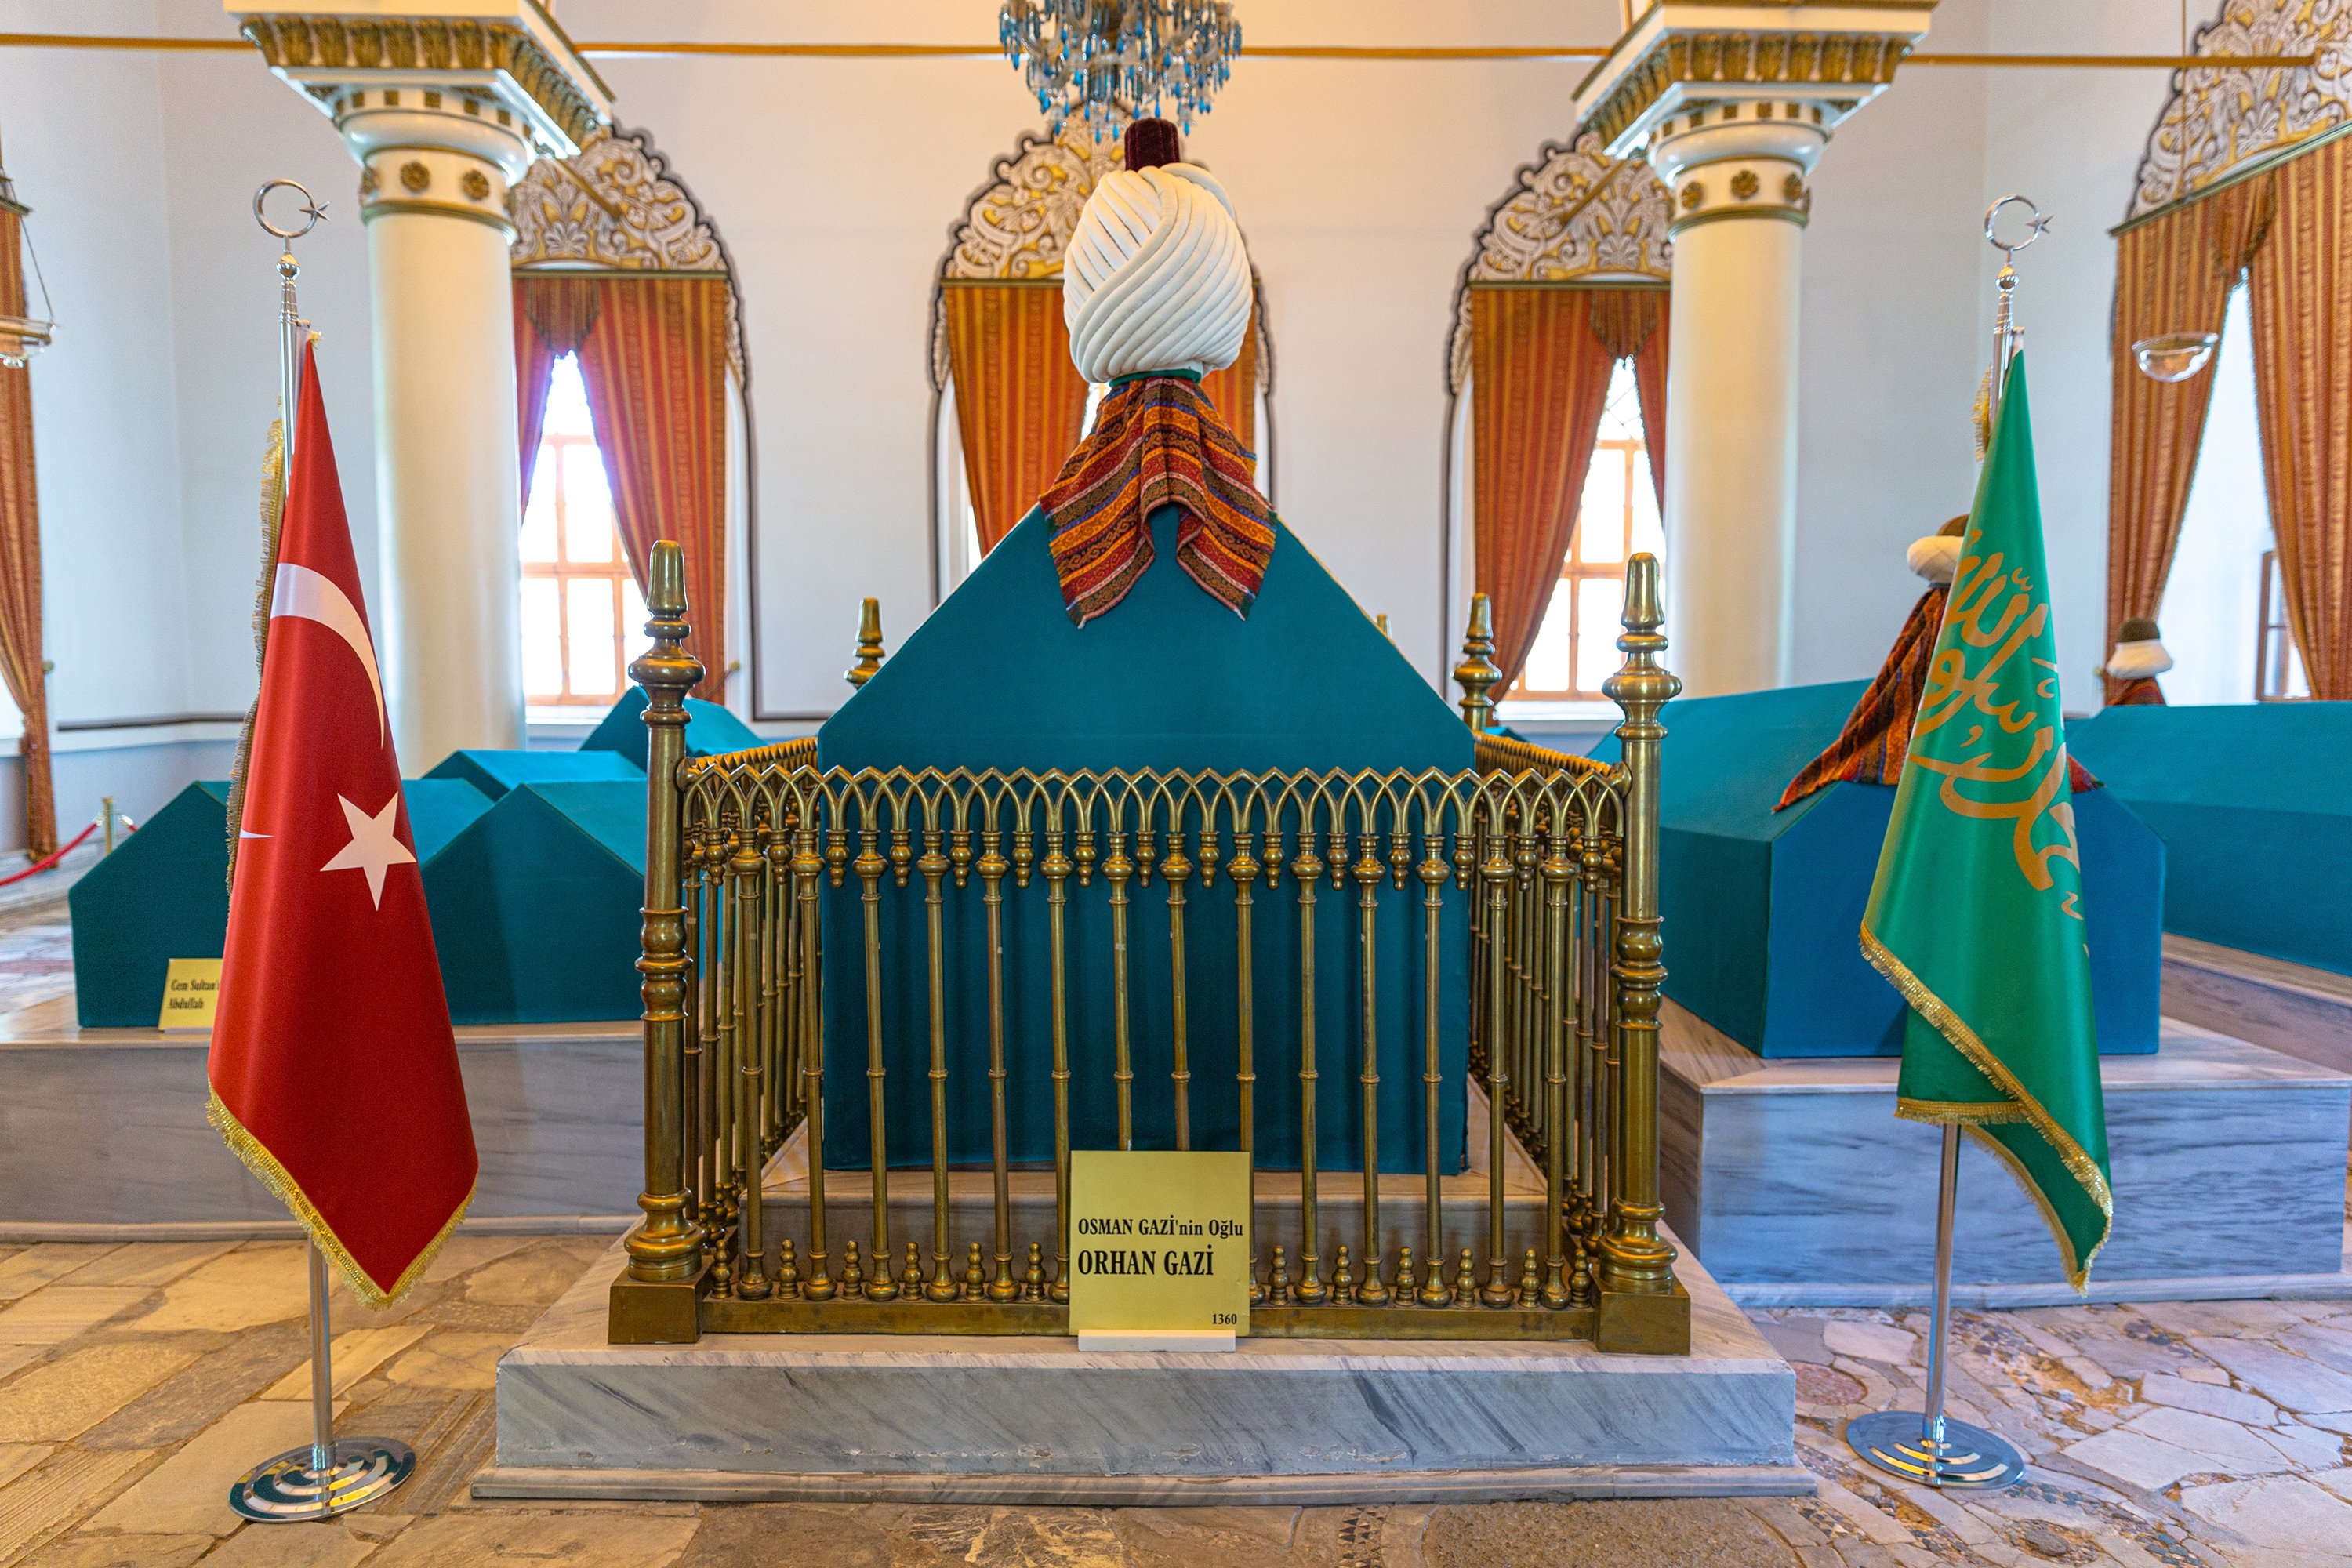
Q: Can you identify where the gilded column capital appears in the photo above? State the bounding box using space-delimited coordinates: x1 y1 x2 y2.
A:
1572 4 1936 175
230 2 614 186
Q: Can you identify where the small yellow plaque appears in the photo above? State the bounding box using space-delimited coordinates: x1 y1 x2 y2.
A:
158 958 223 1032
1069 1149 1251 1338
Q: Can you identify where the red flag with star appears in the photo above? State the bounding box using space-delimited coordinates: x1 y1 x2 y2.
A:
209 342 477 1305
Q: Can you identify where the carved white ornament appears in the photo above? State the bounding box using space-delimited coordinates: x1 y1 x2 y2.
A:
1448 132 1675 393
944 129 1127 283
2128 0 2352 220
510 125 744 376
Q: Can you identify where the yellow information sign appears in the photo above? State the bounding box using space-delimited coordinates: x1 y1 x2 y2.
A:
158 957 223 1031
1069 1149 1251 1336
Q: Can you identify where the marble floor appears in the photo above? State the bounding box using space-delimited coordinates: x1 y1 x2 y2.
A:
5 900 2351 1566
2 1239 2348 1564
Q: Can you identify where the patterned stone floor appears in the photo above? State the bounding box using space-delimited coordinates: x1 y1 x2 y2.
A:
4 894 2349 1566
2 1238 2347 1566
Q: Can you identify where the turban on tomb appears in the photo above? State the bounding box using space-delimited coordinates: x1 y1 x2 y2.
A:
1040 121 1273 626
1064 158 1252 383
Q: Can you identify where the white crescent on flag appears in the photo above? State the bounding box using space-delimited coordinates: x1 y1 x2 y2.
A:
270 561 387 745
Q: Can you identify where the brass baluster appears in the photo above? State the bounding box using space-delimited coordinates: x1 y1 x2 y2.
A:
1540 818 1573 1310
920 821 957 1302
1353 828 1388 1305
980 818 1018 1303
703 821 733 1294
1479 818 1515 1307
1164 825 1193 1151
1227 816 1259 1268
1226 823 1258 1162
1044 818 1074 1302
795 816 833 1300
761 826 785 1155
1106 822 1135 1150
1419 815 1451 1306
618 541 703 1341
1599 553 1681 1328
1291 822 1326 1305
855 820 895 1300
733 822 770 1299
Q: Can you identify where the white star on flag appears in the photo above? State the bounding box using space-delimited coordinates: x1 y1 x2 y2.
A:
319 793 416 909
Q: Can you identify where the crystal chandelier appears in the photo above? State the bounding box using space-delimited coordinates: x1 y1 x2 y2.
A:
1000 1 1241 140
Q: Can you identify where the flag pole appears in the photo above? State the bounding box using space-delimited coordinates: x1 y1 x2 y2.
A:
1845 195 2047 1494
229 180 416 1524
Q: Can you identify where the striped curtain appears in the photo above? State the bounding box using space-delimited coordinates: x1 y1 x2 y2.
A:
2105 178 2275 698
2247 136 2352 700
943 282 1093 555
575 276 731 702
1631 300 1668 510
1586 287 1670 509
511 274 603 512
0 200 51 855
1199 293 1262 459
1469 287 1623 687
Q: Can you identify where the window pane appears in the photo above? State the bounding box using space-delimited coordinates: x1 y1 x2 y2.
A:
1594 360 1642 444
1630 456 1665 559
521 449 559 563
1577 576 1625 693
620 576 652 670
543 354 595 440
562 444 615 563
1522 591 1575 694
1577 449 1628 563
521 577 564 697
567 578 619 696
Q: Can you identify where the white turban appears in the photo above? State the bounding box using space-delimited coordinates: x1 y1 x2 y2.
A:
1064 163 1253 385
2106 638 2174 679
1907 534 1962 584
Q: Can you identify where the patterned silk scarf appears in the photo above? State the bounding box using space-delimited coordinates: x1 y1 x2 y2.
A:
1779 585 2098 811
1040 372 1276 626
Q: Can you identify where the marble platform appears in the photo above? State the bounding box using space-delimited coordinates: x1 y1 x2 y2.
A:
475 1236 1806 1506
0 990 643 1236
1659 1002 2352 1307
2162 933 2352 1085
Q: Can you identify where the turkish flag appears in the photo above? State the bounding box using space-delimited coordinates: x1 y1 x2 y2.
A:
209 342 477 1305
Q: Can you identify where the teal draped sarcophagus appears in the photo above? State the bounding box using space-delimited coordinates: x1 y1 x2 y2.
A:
815 505 1474 1174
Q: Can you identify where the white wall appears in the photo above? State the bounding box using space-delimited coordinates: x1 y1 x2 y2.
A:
1979 0 2178 708
0 1 191 731
0 0 2186 826
1790 0 1994 685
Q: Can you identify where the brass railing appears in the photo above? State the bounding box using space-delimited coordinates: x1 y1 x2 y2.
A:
611 544 1685 1352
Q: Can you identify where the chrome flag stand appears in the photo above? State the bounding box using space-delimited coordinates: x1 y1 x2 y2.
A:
1845 195 2047 1494
227 179 416 1524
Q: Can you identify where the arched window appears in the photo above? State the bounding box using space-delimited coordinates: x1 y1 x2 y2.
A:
2161 285 2307 702
1444 133 1672 716
1510 361 1665 702
520 354 647 710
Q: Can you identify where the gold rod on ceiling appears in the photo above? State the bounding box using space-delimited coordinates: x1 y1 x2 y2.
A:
0 34 2318 69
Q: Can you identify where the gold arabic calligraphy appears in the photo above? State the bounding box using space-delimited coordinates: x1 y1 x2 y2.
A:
1908 543 2082 904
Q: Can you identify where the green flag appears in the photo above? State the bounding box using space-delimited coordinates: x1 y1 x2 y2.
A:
1862 354 2113 1288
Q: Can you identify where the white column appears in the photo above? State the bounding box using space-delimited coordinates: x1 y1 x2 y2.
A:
1569 1 1934 695
353 132 530 763
1649 115 1820 697
233 5 612 762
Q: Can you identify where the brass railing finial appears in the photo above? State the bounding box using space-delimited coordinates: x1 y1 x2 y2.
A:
1454 592 1501 733
1597 551 1683 1342
615 537 706 1338
845 597 887 688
